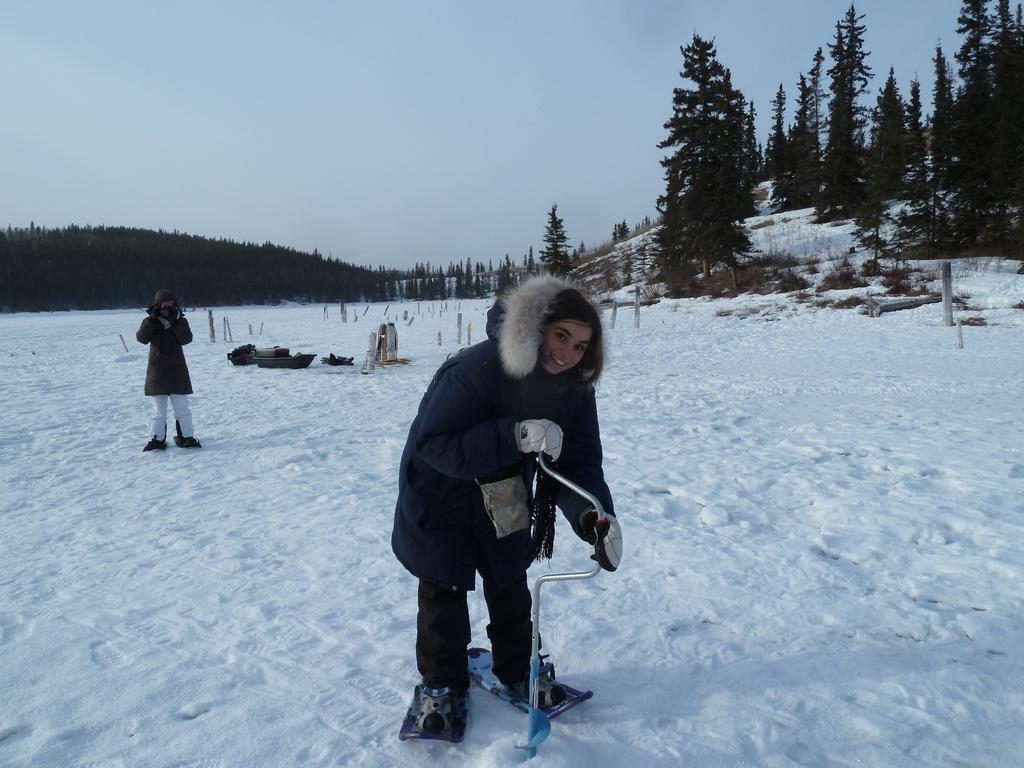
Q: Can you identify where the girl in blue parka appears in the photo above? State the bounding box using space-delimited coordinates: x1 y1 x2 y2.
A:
392 275 623 735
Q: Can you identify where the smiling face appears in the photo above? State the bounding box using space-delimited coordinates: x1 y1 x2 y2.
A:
539 319 593 375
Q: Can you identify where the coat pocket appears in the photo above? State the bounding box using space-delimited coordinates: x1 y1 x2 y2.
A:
477 475 530 539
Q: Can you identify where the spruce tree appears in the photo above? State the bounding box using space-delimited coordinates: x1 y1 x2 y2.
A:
808 47 827 166
870 68 907 200
743 100 762 190
816 3 873 221
780 74 818 210
656 34 753 278
897 78 936 253
855 70 904 262
989 0 1024 244
950 0 995 247
930 44 956 251
539 204 572 275
766 84 789 204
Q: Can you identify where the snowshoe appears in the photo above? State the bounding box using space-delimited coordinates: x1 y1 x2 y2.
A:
467 647 591 718
398 685 468 743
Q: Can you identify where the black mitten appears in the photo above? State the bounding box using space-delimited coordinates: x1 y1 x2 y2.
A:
574 507 622 572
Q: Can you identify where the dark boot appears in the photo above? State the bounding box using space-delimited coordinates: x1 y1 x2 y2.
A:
173 420 201 447
143 436 167 452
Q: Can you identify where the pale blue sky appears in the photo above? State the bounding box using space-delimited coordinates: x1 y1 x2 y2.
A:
2 1 961 269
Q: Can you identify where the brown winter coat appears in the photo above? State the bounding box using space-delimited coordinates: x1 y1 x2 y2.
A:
137 316 194 395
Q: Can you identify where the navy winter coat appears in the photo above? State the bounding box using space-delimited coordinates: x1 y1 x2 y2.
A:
392 277 613 591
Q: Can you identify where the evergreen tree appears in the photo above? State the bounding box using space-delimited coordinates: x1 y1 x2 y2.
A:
990 0 1024 243
816 3 873 220
949 0 995 247
869 67 907 200
539 204 572 275
656 34 754 277
897 78 937 253
765 84 786 204
808 47 827 166
857 68 905 262
930 44 956 251
779 73 819 210
743 100 762 189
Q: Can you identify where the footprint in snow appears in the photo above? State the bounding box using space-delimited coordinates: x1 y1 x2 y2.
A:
176 703 213 721
89 640 133 669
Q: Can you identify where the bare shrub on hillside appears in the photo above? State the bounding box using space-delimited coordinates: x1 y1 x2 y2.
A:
881 262 920 295
661 263 704 298
817 257 867 292
774 269 810 293
861 258 883 277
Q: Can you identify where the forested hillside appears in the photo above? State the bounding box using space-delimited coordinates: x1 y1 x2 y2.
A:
0 225 399 311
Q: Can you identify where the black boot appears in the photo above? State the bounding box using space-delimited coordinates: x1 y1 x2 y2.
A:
143 436 167 452
173 420 201 448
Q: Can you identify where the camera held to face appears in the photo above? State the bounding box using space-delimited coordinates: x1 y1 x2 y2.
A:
149 302 180 322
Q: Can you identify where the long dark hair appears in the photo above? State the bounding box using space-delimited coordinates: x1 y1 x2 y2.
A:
543 288 604 386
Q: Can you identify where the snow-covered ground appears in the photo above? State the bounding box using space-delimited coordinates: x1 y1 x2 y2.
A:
2 266 1023 767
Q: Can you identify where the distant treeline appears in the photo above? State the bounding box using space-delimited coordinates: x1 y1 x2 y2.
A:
0 222 637 312
0 225 406 312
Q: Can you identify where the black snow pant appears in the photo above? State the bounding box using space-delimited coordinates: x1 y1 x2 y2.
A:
416 569 532 694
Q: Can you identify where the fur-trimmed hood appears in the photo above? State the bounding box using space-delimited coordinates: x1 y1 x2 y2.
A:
486 274 600 380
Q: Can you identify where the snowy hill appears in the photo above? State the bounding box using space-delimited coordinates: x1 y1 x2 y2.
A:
1 230 1023 765
572 190 1023 323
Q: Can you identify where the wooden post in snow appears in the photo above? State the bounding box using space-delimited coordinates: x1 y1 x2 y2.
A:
467 322 472 345
248 323 253 336
634 286 641 329
457 313 463 345
362 331 376 373
437 330 442 346
942 261 954 327
956 317 964 349
208 310 216 342
610 303 618 329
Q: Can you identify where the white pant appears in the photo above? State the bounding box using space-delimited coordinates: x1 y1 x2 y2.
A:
150 394 194 439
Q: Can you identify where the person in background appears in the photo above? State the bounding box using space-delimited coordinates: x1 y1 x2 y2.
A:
392 274 622 736
136 289 201 451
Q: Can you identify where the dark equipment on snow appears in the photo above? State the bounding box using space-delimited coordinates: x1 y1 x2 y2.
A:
227 344 257 365
321 353 354 366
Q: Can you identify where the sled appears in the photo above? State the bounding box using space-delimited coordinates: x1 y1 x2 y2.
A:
256 353 316 369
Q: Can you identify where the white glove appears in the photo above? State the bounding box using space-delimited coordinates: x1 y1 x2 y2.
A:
515 419 563 461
